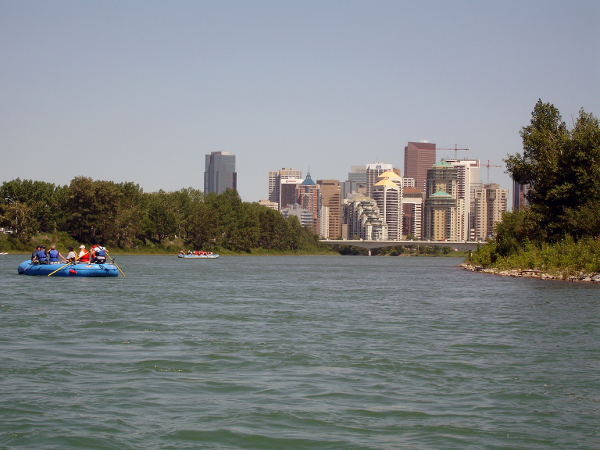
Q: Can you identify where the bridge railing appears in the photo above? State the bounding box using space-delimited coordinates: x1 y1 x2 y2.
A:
319 239 485 251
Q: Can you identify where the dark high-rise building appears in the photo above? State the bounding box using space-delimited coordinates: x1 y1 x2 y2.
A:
204 151 237 195
513 180 528 212
404 141 436 192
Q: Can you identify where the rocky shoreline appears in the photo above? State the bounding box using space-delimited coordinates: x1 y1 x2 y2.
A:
459 262 600 283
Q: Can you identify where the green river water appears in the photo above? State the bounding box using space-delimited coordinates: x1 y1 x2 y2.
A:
1 255 598 449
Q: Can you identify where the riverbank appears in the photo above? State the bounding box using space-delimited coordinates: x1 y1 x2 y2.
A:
460 261 600 283
465 236 600 283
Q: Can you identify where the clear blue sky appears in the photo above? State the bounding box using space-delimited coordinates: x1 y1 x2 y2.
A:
2 0 599 203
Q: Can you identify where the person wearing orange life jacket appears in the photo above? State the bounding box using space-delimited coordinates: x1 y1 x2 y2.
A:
78 244 90 263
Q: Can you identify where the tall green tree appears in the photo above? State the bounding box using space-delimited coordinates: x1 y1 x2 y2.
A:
64 177 122 243
147 191 177 243
505 100 600 241
186 202 219 250
113 182 146 247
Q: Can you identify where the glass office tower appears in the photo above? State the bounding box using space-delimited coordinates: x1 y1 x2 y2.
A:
204 151 237 195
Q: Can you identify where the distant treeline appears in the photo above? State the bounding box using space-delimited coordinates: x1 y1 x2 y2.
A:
0 177 323 252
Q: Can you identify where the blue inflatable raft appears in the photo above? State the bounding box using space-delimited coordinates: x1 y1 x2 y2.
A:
17 260 119 277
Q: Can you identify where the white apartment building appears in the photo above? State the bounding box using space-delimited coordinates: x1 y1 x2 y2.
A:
366 163 394 198
346 194 388 240
402 200 422 240
445 159 481 240
371 171 403 240
402 177 415 188
280 203 315 229
319 205 330 238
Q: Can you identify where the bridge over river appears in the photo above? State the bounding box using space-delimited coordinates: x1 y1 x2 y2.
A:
319 239 485 255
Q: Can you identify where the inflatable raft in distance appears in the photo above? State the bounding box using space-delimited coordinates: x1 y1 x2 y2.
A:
178 254 219 259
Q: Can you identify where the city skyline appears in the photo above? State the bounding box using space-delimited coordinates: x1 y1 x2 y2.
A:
1 1 598 204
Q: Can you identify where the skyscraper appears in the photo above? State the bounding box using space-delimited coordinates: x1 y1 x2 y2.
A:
513 180 528 212
472 183 509 240
445 158 481 240
404 141 436 192
317 179 342 239
295 172 321 233
342 166 367 199
204 151 237 195
371 171 403 240
423 160 463 241
268 168 302 209
366 163 394 198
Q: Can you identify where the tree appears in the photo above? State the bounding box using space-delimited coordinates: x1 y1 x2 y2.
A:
505 100 600 241
0 178 63 233
0 202 37 243
147 191 177 243
186 202 219 250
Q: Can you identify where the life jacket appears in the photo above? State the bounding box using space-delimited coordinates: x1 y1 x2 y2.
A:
37 250 47 262
95 247 106 262
79 250 89 263
49 249 59 262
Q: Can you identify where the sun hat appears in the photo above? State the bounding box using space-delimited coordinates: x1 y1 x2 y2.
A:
79 245 85 249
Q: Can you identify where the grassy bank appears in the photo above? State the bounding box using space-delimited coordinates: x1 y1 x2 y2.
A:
467 237 600 277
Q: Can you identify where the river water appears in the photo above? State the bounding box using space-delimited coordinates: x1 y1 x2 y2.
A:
1 255 598 449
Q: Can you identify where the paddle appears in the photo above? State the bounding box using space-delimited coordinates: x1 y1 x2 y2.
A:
47 262 71 277
107 254 125 277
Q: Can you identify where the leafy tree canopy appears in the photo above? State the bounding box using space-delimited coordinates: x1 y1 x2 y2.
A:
505 99 600 241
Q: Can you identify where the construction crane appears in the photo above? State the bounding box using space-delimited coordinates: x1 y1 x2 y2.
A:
438 144 470 160
483 160 502 184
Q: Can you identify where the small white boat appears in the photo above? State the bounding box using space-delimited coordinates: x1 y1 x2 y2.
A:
178 254 219 259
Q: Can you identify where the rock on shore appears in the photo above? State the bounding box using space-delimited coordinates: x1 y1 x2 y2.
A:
459 262 600 283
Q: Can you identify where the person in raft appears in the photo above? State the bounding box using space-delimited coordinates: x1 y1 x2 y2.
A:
32 245 48 264
31 245 41 262
78 245 90 263
48 244 67 264
65 246 77 262
91 242 108 264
